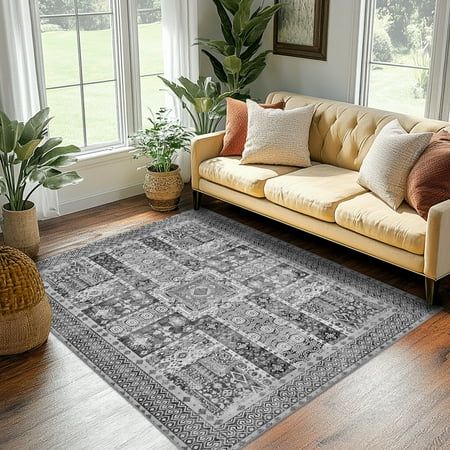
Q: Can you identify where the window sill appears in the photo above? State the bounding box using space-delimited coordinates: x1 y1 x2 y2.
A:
74 145 135 169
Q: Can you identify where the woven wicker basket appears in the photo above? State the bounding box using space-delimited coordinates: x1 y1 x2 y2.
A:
143 165 184 212
0 246 52 355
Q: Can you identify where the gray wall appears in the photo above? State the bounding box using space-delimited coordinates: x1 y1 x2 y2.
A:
198 0 362 103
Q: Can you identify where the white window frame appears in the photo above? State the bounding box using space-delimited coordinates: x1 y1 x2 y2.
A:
29 0 161 154
357 0 450 120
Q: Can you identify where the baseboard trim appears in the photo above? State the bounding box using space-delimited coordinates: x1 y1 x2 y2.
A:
58 184 144 216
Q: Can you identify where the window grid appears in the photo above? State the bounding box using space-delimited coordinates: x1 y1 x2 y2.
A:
358 0 445 119
31 0 165 151
37 0 121 150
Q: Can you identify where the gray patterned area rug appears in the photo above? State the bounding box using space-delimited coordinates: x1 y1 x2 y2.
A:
39 209 436 450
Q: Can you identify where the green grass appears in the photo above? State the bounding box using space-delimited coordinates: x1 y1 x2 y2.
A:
41 22 165 147
368 65 426 117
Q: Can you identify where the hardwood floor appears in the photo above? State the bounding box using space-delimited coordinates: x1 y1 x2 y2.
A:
1 186 449 450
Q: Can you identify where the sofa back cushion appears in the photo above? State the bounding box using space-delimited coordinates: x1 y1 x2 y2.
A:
265 92 450 172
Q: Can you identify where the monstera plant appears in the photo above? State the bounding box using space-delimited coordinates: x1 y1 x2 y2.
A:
198 0 282 98
159 76 231 135
0 108 82 257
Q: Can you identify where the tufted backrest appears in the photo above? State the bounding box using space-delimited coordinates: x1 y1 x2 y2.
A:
266 92 450 171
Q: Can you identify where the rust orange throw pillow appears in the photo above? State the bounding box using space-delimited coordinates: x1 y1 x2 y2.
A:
406 130 450 220
220 98 285 156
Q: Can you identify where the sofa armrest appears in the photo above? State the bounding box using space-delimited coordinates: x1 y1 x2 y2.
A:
191 131 225 190
424 198 450 280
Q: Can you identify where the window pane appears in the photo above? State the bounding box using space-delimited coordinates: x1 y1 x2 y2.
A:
46 86 84 146
84 82 119 145
138 17 163 75
77 0 111 13
368 64 428 117
138 0 160 10
41 18 79 88
79 15 114 82
37 1 123 151
39 0 75 15
140 76 165 122
373 0 436 66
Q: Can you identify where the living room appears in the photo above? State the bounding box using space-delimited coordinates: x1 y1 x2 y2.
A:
0 0 449 449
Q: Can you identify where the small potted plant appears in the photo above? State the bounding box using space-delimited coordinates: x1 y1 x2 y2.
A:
131 108 194 211
0 108 83 258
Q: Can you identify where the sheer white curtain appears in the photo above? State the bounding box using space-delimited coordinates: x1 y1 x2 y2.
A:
0 0 59 219
161 0 199 182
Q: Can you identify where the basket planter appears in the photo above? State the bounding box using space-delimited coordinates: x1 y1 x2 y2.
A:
0 246 52 355
143 165 184 212
1 202 40 259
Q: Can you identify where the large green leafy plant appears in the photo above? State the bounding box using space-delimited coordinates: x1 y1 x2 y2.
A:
198 0 282 97
159 76 230 135
0 108 83 211
131 108 194 173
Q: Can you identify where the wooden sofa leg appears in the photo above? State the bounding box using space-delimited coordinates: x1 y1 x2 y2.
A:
425 277 440 307
193 191 202 210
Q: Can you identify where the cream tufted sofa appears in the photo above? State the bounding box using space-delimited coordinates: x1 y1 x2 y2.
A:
191 92 450 305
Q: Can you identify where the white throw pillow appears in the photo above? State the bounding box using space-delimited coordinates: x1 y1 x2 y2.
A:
358 119 432 210
240 100 314 167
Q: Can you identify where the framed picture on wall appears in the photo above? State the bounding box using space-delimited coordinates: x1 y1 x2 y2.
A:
273 0 329 60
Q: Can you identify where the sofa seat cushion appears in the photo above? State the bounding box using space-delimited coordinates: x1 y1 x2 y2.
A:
335 192 427 255
264 164 367 222
198 156 297 198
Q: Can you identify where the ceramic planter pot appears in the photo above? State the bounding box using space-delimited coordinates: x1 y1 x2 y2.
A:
1 202 40 259
143 165 184 212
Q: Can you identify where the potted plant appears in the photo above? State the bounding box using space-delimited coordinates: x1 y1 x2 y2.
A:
198 0 282 98
0 108 83 258
131 108 194 211
158 76 231 135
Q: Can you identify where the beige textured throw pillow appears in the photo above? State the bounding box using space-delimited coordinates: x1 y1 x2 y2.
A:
358 120 432 210
240 100 314 167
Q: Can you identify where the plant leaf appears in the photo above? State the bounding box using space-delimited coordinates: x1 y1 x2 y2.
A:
39 145 80 165
223 55 242 74
29 167 61 184
219 0 239 15
209 100 227 118
0 177 6 195
233 0 252 35
29 137 63 164
196 38 233 56
240 37 262 61
240 50 271 77
194 97 214 113
158 76 188 100
1 121 22 153
178 76 203 100
242 5 282 46
0 112 11 153
42 171 83 190
241 62 268 86
20 108 50 143
45 155 78 168
14 138 41 160
212 0 235 46
201 50 228 83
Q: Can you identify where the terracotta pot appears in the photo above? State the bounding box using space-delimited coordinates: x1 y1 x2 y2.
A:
143 165 184 212
1 202 40 259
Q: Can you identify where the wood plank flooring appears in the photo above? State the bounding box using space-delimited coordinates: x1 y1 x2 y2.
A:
1 186 449 450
